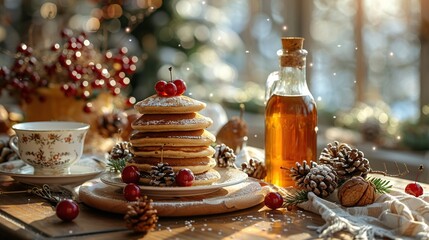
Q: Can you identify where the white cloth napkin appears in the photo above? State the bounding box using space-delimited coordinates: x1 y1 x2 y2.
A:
297 189 429 239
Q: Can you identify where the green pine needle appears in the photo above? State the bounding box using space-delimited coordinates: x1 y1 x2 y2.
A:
368 177 392 194
283 190 309 207
108 158 127 172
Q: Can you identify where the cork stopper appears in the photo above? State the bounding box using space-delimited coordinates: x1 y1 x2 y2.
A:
281 37 304 51
279 37 306 68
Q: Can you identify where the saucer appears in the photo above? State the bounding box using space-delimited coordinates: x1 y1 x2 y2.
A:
0 155 106 186
100 167 248 197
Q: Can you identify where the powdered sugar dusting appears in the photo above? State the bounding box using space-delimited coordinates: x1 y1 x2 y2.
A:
136 94 206 108
133 115 212 126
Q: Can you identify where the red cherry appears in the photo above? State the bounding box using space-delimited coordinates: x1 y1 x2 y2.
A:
56 199 79 221
175 168 195 187
405 165 425 197
121 165 141 184
123 183 141 201
264 192 284 210
405 183 424 197
164 82 177 96
173 79 187 95
155 80 167 96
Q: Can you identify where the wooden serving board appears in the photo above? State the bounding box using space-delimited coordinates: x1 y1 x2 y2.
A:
79 178 264 217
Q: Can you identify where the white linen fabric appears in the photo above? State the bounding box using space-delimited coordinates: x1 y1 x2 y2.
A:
297 190 429 239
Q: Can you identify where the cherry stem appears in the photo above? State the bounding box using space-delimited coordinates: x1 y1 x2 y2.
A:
168 67 173 82
160 144 165 163
239 103 245 120
415 165 424 182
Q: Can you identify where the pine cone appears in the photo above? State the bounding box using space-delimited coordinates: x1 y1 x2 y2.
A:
97 111 128 138
213 144 236 168
149 163 175 187
0 139 19 163
109 141 134 161
319 141 370 180
303 164 338 198
124 196 158 235
241 159 267 179
289 160 318 188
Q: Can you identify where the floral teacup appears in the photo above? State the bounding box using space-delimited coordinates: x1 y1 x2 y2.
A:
9 121 89 175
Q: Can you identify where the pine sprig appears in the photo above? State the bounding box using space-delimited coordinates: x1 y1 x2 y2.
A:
108 158 127 172
368 177 392 194
283 190 309 207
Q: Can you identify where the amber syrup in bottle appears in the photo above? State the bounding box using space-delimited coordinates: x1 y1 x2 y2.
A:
265 37 318 187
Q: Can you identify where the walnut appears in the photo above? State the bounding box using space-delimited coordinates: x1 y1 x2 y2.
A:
338 176 375 207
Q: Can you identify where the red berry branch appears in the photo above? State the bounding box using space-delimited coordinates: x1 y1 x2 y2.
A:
0 29 138 113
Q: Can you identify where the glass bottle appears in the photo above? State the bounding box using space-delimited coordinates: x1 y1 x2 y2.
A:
265 37 318 187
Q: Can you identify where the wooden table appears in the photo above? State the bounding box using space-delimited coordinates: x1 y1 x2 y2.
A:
0 174 423 240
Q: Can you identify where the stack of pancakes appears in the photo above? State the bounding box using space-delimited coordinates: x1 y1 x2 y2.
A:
129 94 219 185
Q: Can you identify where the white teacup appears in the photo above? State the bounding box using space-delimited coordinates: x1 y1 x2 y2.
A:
9 121 90 175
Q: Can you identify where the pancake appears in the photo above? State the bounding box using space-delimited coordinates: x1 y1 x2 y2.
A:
132 146 215 158
132 113 212 132
130 129 216 147
129 157 216 174
134 94 206 114
137 168 221 186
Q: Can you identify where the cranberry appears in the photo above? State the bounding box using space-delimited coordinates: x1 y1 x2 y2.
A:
121 165 141 184
405 183 424 197
51 43 60 51
164 82 177 96
125 97 136 107
123 183 141 201
155 80 167 96
119 47 128 55
175 168 195 187
264 192 284 210
56 199 79 221
83 102 93 113
173 79 187 95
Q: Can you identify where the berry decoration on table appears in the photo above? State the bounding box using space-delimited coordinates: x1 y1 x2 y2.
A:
124 196 158 235
56 199 80 222
405 165 424 197
264 192 284 210
175 168 195 187
123 183 141 201
155 67 187 97
121 165 141 184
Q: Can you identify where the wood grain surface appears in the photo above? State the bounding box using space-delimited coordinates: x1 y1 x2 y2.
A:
0 174 425 239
